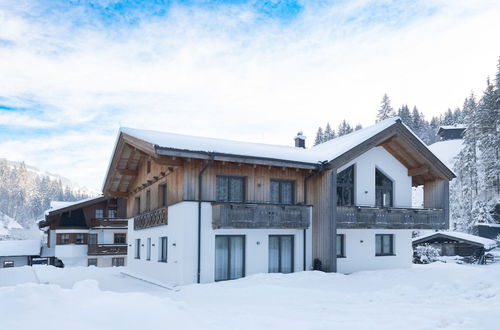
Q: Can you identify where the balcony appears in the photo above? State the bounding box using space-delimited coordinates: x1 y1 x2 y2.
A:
87 244 127 256
212 203 311 229
134 207 168 230
336 206 446 229
90 218 128 228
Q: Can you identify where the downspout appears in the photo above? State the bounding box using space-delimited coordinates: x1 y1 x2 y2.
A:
303 161 328 271
197 153 215 284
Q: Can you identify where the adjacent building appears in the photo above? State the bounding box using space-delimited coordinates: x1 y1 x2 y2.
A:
102 117 454 285
0 239 41 268
39 196 128 267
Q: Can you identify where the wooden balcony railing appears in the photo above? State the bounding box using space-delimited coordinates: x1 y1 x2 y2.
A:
134 207 168 230
90 218 128 228
337 206 446 229
87 244 127 256
212 203 311 229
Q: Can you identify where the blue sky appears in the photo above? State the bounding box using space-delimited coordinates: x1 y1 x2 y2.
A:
1 0 500 190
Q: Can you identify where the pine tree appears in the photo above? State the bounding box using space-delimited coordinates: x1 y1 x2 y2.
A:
477 78 500 195
324 123 336 141
376 94 395 122
397 104 412 127
338 120 353 136
354 124 363 131
314 127 324 146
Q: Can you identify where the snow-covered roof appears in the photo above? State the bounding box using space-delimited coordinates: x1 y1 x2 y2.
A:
438 125 466 130
120 117 400 165
476 223 500 228
428 139 463 170
0 239 41 256
413 231 497 250
45 195 105 216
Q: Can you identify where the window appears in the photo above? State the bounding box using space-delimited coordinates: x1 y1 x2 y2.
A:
88 234 98 245
135 197 141 215
270 180 295 204
216 176 245 202
159 237 168 262
146 190 151 211
3 260 14 268
158 184 167 207
75 233 85 244
268 235 294 273
337 234 345 258
112 257 125 267
135 239 141 259
88 259 98 267
146 238 151 261
60 233 70 244
375 234 394 256
215 236 245 281
337 165 354 206
114 233 126 244
375 169 393 207
147 160 151 173
108 209 117 218
95 209 104 218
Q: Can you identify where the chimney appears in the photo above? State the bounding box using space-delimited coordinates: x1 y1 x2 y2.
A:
294 132 306 148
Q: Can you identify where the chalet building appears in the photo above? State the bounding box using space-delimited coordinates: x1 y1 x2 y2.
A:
39 196 128 267
436 125 466 141
102 117 454 285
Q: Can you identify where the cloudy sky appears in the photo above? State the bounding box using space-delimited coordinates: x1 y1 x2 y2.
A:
0 0 499 191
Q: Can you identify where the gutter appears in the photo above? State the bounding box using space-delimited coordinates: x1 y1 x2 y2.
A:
302 161 329 271
197 153 215 284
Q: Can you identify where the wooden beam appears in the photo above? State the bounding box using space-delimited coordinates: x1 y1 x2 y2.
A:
116 168 138 176
108 191 129 198
408 165 429 177
154 156 184 166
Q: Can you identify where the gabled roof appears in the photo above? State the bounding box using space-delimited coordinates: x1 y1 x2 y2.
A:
413 231 497 250
45 195 106 217
0 239 41 257
103 117 455 194
437 125 466 135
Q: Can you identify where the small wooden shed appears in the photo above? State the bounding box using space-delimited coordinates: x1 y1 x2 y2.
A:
412 231 497 263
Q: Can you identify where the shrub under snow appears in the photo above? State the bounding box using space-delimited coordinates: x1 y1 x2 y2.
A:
414 244 441 264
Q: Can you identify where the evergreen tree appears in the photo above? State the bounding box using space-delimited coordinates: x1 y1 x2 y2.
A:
376 94 395 122
324 123 336 141
477 79 500 195
314 127 324 146
338 120 353 136
354 124 363 131
397 104 412 127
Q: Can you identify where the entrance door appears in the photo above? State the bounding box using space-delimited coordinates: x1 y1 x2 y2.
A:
215 236 245 281
268 235 294 273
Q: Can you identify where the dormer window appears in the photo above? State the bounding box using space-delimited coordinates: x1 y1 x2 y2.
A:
375 169 393 207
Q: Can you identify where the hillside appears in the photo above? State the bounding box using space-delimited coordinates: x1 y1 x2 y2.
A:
0 159 96 233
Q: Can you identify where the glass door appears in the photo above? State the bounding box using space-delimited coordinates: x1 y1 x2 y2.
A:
215 236 245 281
268 235 294 273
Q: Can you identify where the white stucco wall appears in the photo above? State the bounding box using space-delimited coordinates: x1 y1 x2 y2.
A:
127 201 313 286
337 146 413 208
336 229 413 274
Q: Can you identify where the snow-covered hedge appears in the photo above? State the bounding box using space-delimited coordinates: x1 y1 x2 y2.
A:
414 244 441 264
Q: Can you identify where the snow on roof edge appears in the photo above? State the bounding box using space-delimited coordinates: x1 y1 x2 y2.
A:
413 231 497 250
0 239 41 256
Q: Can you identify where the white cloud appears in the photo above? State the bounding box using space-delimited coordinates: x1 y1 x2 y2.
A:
0 0 499 189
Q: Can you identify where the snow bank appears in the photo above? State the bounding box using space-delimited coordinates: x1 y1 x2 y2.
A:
2 264 500 330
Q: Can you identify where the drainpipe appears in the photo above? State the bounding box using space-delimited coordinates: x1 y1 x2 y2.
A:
197 153 215 284
302 161 328 271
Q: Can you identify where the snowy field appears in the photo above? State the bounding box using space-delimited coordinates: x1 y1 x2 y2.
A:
1 262 500 330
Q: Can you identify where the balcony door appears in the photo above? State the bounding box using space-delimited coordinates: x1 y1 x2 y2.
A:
215 236 245 281
268 235 294 273
375 169 393 207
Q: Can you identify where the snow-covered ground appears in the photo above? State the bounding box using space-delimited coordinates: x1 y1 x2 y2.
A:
1 263 500 330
